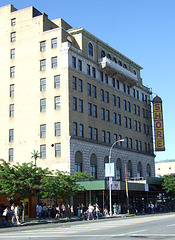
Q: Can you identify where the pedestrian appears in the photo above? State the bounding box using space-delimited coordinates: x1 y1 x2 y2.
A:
113 203 117 215
42 203 47 219
87 203 94 220
50 205 56 219
14 205 20 225
95 203 100 220
38 203 42 219
61 204 66 218
67 204 71 218
10 203 15 223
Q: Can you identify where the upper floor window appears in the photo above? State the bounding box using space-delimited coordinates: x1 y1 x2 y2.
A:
105 74 108 84
10 84 14 97
118 60 122 66
78 59 82 71
54 96 60 110
10 49 15 59
113 57 117 63
11 32 16 42
11 18 16 26
9 104 14 117
40 41 46 51
100 72 103 82
55 143 61 157
40 59 46 71
123 64 127 69
107 54 111 60
40 78 46 91
51 57 57 68
101 50 105 58
40 99 46 112
9 148 14 162
40 124 46 138
10 66 15 78
51 38 57 48
88 42 93 57
9 129 14 142
133 69 136 75
93 85 97 98
79 79 83 92
54 75 60 88
87 83 91 96
40 145 46 158
92 67 96 78
72 56 76 68
87 64 91 75
55 122 61 136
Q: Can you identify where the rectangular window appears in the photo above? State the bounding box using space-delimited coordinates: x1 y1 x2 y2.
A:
116 80 119 89
101 89 104 101
10 49 15 59
78 59 82 71
112 78 115 88
51 38 57 48
51 57 57 68
73 122 77 136
142 93 144 102
117 97 120 108
101 108 105 120
92 67 96 78
40 145 46 158
79 99 83 113
124 100 127 110
124 116 127 128
94 128 98 141
107 132 110 144
9 129 14 142
54 75 60 88
102 130 105 142
87 83 91 96
55 122 61 136
113 95 116 106
40 99 46 112
118 114 121 125
88 126 92 139
72 56 76 68
129 138 132 149
93 85 97 98
106 109 110 122
55 143 61 157
88 103 92 116
72 76 77 90
123 83 126 92
133 104 136 114
113 112 117 124
118 135 123 147
105 91 109 103
139 141 142 151
40 78 46 91
128 118 132 129
11 32 16 42
40 41 46 51
79 79 83 92
80 124 84 137
133 88 136 98
73 97 77 111
40 59 46 71
10 66 15 78
136 90 139 99
54 96 60 109
10 84 14 97
87 64 90 75
137 105 140 116
114 134 117 143
135 140 138 150
100 72 103 82
9 104 14 117
134 120 137 131
40 124 46 138
125 137 128 148
138 121 141 132
127 85 130 94
9 148 14 162
11 18 16 26
93 105 97 118
127 101 131 112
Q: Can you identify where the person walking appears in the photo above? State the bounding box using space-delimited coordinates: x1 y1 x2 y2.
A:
95 203 100 220
14 205 20 225
87 203 94 220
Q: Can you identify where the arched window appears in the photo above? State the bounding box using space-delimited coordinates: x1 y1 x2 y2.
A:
137 162 142 179
123 64 127 69
107 54 111 60
75 151 82 172
90 153 97 179
133 69 136 75
104 156 109 179
127 160 132 180
116 158 122 180
118 60 122 66
101 50 105 58
88 42 93 57
113 57 117 63
146 164 151 177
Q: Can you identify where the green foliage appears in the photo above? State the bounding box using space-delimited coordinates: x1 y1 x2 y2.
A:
162 175 175 198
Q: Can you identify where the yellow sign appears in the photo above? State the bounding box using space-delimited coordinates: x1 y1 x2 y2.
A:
153 96 165 151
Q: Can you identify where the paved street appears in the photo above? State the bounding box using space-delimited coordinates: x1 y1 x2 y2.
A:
1 213 175 239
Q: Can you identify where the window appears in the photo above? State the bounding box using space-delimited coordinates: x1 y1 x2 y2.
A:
54 96 60 109
136 90 139 99
73 122 77 136
127 85 130 94
133 104 136 114
72 76 77 90
101 89 104 101
128 118 132 129
9 148 14 162
51 38 57 48
138 122 141 132
100 72 103 82
87 64 90 75
80 124 84 137
79 79 83 92
93 105 97 118
73 97 77 111
116 80 120 89
113 112 117 124
55 143 61 157
123 83 126 92
10 66 15 78
11 18 16 26
94 128 98 141
78 59 82 71
11 32 16 42
107 132 110 144
113 95 116 106
40 145 46 158
114 134 117 143
40 124 46 138
118 61 122 66
101 108 105 120
117 97 120 108
92 67 96 78
135 140 138 151
106 109 110 122
40 78 46 91
54 75 60 88
125 137 128 148
9 129 14 142
10 84 14 97
88 103 92 116
93 85 96 98
105 91 109 103
129 138 132 149
139 141 142 151
88 126 92 139
87 83 91 96
90 164 97 179
142 93 144 102
107 54 111 59
134 120 137 131
40 41 46 51
137 106 140 116
118 114 121 125
51 57 57 68
127 101 131 112
9 104 14 117
55 122 61 136
10 49 15 59
105 74 108 84
113 57 117 63
102 130 105 142
133 89 136 98
40 99 46 112
124 116 128 128
79 99 83 113
101 50 105 58
88 42 93 56
40 59 46 71
118 135 123 147
72 56 76 68
124 100 127 110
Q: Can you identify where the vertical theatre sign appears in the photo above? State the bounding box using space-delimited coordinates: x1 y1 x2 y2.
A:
153 96 165 151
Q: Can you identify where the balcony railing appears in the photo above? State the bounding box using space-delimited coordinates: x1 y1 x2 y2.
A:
98 57 138 86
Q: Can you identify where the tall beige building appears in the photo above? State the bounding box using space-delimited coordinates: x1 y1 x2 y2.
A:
0 4 155 181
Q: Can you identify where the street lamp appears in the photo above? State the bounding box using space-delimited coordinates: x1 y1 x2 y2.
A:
108 139 124 217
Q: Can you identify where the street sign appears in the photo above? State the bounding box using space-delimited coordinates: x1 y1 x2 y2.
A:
105 163 114 177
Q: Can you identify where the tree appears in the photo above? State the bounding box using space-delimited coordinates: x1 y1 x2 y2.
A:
41 170 90 203
0 159 50 222
162 175 175 199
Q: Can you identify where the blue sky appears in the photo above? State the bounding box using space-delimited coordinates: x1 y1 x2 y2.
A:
1 0 174 161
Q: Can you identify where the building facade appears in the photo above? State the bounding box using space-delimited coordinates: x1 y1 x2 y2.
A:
0 4 155 184
155 160 175 177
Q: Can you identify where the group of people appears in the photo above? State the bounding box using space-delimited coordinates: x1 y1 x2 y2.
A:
0 203 20 225
77 203 101 220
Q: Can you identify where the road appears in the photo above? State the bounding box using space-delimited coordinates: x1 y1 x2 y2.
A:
1 213 175 239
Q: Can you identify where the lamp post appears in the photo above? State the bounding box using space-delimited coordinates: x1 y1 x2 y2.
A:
108 139 124 217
